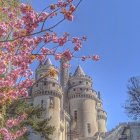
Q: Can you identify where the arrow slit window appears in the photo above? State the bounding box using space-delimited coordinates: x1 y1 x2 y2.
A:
49 96 54 108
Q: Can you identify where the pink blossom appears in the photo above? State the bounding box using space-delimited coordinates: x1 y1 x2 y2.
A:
81 56 87 61
92 55 100 61
0 22 8 37
55 54 62 60
39 12 49 22
63 50 73 60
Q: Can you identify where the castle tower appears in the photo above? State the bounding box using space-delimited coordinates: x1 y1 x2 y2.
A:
32 59 63 140
68 65 101 139
60 58 69 89
60 58 69 110
96 96 107 133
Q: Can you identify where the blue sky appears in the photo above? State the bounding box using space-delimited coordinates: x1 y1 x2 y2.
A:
31 0 140 130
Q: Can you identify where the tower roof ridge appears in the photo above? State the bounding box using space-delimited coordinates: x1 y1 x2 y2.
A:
74 65 85 76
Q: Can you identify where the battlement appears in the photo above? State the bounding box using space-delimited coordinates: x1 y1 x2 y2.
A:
33 90 62 98
68 91 101 102
36 65 59 71
69 75 92 82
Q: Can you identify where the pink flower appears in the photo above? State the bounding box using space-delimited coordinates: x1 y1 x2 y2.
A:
81 56 87 61
63 50 73 60
52 33 58 43
65 12 74 21
41 47 51 55
0 128 9 134
92 55 100 61
38 12 49 22
63 63 71 68
55 54 62 60
0 22 8 37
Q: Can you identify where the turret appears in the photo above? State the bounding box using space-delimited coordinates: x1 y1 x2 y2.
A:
32 59 63 140
60 58 69 110
60 58 69 90
68 65 100 139
96 96 107 133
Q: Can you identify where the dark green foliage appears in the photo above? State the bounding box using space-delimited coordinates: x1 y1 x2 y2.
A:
5 99 55 140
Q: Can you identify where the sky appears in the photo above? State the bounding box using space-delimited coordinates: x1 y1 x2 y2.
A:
30 0 140 131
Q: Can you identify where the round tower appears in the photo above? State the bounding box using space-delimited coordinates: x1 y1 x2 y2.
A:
32 59 62 140
96 100 107 133
68 65 100 139
60 58 69 110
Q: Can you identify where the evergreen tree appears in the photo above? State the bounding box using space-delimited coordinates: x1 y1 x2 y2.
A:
0 98 55 140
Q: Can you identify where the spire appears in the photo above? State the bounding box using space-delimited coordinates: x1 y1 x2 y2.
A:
74 65 85 76
44 58 52 66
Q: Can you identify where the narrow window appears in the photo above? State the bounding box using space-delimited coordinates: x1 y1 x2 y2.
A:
79 81 82 84
52 83 55 87
73 88 76 91
74 110 77 121
41 100 44 108
80 88 82 91
49 97 54 108
44 82 46 85
87 123 91 133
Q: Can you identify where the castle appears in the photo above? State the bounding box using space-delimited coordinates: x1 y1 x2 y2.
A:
29 58 107 140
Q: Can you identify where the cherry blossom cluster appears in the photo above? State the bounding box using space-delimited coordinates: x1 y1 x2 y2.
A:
82 55 100 61
5 113 27 128
0 1 100 139
0 127 27 140
0 113 27 140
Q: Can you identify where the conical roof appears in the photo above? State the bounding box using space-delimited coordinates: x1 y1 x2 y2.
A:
74 65 85 76
44 58 52 66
